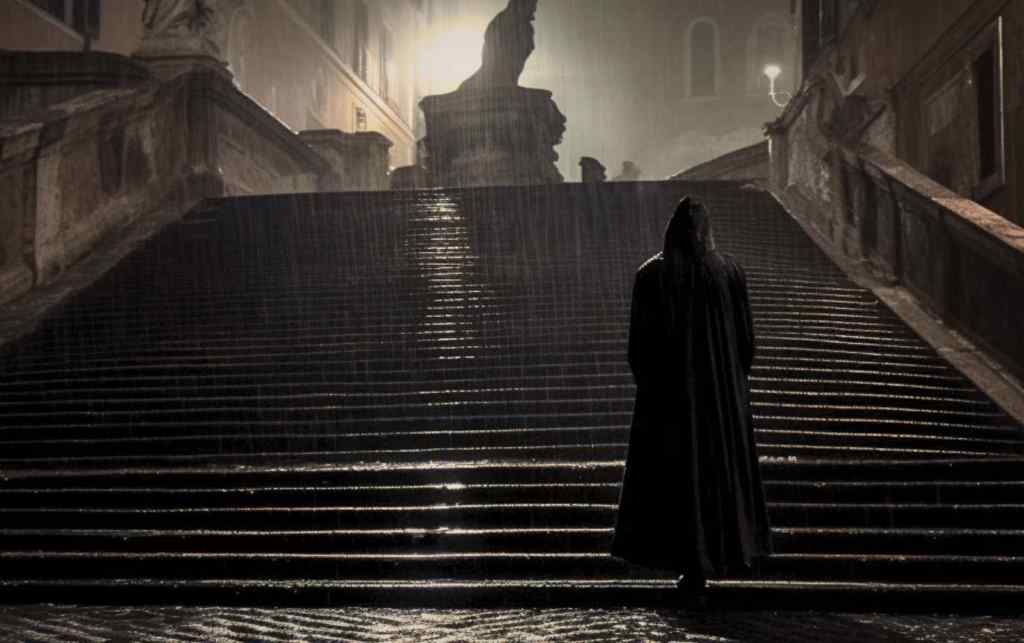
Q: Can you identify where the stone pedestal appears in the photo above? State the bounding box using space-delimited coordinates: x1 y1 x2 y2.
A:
134 53 232 82
420 87 565 188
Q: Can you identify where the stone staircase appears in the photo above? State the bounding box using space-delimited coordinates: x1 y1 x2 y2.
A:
0 182 1021 610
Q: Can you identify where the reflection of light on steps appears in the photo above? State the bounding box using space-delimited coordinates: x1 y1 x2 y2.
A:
1 185 1022 607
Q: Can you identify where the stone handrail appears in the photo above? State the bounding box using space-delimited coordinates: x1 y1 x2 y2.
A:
0 66 328 308
779 131 1024 382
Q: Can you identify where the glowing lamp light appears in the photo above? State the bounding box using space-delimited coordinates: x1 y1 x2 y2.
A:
763 64 791 108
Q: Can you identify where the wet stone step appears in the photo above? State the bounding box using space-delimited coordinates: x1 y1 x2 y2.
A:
0 376 982 411
0 483 624 510
0 180 1021 600
771 527 1024 555
760 554 1024 584
0 387 999 417
0 444 633 470
763 480 1024 504
0 358 972 389
0 462 631 489
758 457 1024 481
0 526 613 554
2 425 1020 462
766 502 1024 529
0 551 638 582
0 502 619 531
4 343 951 380
4 478 1024 510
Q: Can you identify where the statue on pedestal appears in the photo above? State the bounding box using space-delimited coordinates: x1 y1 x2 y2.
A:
419 0 565 187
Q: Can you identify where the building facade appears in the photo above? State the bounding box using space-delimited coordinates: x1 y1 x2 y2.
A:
627 0 797 178
0 0 465 169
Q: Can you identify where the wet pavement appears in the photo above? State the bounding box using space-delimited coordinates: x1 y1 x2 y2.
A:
0 605 1022 642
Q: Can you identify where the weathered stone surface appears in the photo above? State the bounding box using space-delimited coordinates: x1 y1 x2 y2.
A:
0 51 154 121
300 129 393 192
0 61 328 306
420 87 565 187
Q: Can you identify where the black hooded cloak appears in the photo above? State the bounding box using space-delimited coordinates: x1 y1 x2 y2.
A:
611 197 771 579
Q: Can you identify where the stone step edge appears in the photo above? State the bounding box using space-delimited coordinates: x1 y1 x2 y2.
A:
2 578 1024 612
4 456 1024 480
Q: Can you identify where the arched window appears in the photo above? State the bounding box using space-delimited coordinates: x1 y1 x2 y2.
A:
688 19 720 98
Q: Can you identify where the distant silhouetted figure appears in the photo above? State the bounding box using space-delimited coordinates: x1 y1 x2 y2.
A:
611 196 771 603
579 156 606 183
459 0 538 91
612 161 642 181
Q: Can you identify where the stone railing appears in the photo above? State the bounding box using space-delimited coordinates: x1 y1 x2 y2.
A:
768 89 1024 381
0 64 328 307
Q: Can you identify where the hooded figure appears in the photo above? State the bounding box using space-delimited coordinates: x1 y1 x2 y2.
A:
611 196 771 594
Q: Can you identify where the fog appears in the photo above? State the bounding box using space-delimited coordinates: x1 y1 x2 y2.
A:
421 0 791 181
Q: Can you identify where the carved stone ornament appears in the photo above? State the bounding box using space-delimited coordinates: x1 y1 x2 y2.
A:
136 0 245 61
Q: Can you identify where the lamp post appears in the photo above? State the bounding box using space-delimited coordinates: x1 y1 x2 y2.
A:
764 64 792 108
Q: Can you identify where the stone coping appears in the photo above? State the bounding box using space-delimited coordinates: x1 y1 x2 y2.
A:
183 70 329 174
849 142 1024 266
0 70 328 179
299 129 393 149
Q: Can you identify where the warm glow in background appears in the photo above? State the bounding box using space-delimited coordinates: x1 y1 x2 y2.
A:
417 20 487 96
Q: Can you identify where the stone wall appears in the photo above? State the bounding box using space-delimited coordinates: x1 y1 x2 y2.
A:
0 65 326 306
669 141 768 182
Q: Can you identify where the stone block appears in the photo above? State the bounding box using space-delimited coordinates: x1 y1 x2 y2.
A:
390 165 431 190
299 129 393 192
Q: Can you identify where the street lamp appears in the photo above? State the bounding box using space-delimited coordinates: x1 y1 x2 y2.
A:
764 64 792 108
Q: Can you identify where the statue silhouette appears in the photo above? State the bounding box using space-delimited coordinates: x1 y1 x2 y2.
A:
459 0 539 91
